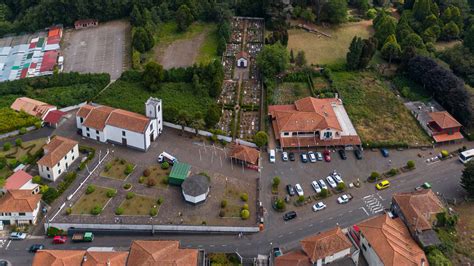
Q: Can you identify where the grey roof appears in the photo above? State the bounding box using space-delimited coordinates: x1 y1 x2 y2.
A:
181 175 210 197
417 229 441 248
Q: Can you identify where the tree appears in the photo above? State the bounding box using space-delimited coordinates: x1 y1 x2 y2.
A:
15 138 22 147
3 142 11 151
464 26 474 52
273 176 281 187
275 198 285 209
86 184 95 194
177 110 191 135
295 51 307 67
300 8 316 23
426 248 453 266
257 42 289 78
130 5 144 26
254 131 268 147
359 37 377 68
132 27 154 53
217 36 226 55
190 113 205 136
319 188 329 198
176 5 194 32
406 160 415 169
143 61 164 92
205 104 220 128
290 49 295 63
402 33 425 51
240 209 250 219
461 161 474 197
413 0 432 21
346 36 364 70
381 35 401 65
441 21 460 40
42 187 59 204
324 0 348 24
374 14 397 47
396 15 414 42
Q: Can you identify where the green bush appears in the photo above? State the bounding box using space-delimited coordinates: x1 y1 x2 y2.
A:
106 189 117 198
91 205 102 215
3 142 11 151
143 168 151 177
221 200 227 208
366 8 377 19
388 168 399 176
150 207 158 216
240 209 250 220
47 226 65 237
19 127 27 135
32 175 42 184
242 203 249 210
123 183 132 190
297 195 305 203
15 138 22 147
104 162 112 172
124 164 134 175
157 197 164 205
34 122 42 129
240 193 248 202
126 192 135 199
319 188 329 198
66 208 72 215
336 182 346 191
42 187 59 204
441 150 449 158
115 207 124 215
86 185 95 194
406 160 415 169
138 176 145 183
368 172 380 182
275 198 285 210
161 176 169 185
161 161 170 169
273 176 281 186
219 209 226 217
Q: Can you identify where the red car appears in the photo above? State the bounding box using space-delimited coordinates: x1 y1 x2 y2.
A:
53 236 67 244
323 150 331 162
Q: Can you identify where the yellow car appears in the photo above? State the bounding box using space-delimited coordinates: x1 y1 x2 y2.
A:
376 180 390 190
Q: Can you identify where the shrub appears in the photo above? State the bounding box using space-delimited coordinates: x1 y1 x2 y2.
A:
123 183 132 190
368 172 380 182
240 193 248 202
366 8 377 19
157 197 164 205
106 189 117 198
15 138 22 147
150 207 158 216
147 177 157 187
221 200 227 208
406 160 415 169
441 150 449 158
19 127 27 135
120 159 126 165
47 226 65 237
161 161 170 169
34 122 42 129
319 188 329 198
240 209 250 220
104 162 112 172
242 203 249 210
219 210 226 217
161 176 169 185
336 182 346 191
275 198 285 210
297 195 305 203
143 168 151 177
388 168 398 176
124 164 134 175
66 208 72 215
126 192 135 199
39 185 49 194
115 207 124 215
91 205 102 215
32 175 42 184
3 142 11 151
272 176 281 186
86 185 95 194
138 176 145 183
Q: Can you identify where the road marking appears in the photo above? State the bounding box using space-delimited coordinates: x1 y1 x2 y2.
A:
319 220 324 223
210 245 215 247
5 240 11 250
377 193 384 200
360 207 369 216
348 210 353 213
278 235 283 238
363 195 372 199
289 231 293 234
328 217 333 220
221 244 227 247
309 224 313 227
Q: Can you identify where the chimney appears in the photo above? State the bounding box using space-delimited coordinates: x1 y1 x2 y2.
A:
430 106 434 112
83 255 87 262
47 136 51 144
335 93 338 99
421 258 426 266
107 259 111 266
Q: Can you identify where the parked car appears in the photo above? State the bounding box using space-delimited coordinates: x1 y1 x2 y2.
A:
72 232 94 242
158 151 178 165
332 173 343 184
53 236 67 244
380 148 389 158
312 202 327 212
269 149 276 163
311 181 322 193
315 152 323 161
308 151 317 163
29 244 44 253
318 179 328 190
376 180 390 190
9 232 26 240
294 184 304 196
0 260 7 266
337 194 353 204
326 176 337 188
282 152 288 162
323 150 331 162
354 149 363 160
289 152 295 161
415 182 432 191
283 211 297 221
338 149 347 160
273 247 283 257
286 184 296 196
300 153 308 163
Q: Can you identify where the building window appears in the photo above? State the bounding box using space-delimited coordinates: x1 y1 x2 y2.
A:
64 155 67 160
283 132 289 136
150 123 153 130
19 213 25 216
158 105 160 112
87 133 90 137
47 174 51 179
122 131 126 136
66 163 68 168
57 162 60 167
46 166 49 171
96 130 99 134
86 127 90 131
72 156 74 160
362 244 367 251
80 117 83 123
58 169 61 175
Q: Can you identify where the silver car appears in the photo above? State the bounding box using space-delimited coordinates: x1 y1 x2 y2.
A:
311 181 321 193
326 176 337 188
294 184 304 196
318 179 328 190
332 173 343 184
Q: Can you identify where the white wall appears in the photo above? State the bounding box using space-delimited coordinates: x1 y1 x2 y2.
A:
105 125 148 151
38 144 79 181
183 192 207 204
360 234 384 266
0 201 40 225
81 125 106 142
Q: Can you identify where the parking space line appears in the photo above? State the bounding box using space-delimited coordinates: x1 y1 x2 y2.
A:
360 207 369 216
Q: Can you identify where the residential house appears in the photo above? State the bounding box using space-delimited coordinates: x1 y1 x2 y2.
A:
76 97 162 151
427 111 464 143
356 214 428 266
0 190 41 225
10 97 56 120
236 51 248 68
37 136 79 181
3 170 40 194
391 189 445 247
275 226 355 266
269 97 361 149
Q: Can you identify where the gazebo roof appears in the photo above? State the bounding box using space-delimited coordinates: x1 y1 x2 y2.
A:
181 175 210 197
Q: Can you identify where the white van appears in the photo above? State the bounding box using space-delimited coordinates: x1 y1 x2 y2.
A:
158 152 178 165
269 149 276 163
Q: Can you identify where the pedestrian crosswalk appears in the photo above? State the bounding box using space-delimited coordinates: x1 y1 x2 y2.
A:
363 194 384 214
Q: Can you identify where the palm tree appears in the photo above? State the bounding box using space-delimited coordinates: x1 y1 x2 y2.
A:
177 111 191 136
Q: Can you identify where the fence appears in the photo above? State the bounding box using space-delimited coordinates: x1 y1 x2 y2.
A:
59 102 87 112
0 125 36 140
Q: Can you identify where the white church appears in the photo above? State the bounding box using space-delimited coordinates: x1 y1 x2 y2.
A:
76 97 162 151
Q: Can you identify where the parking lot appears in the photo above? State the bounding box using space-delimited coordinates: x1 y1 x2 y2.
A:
61 20 130 80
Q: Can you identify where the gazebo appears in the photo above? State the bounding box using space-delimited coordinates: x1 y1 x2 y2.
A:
168 162 191 185
230 144 260 167
181 174 210 204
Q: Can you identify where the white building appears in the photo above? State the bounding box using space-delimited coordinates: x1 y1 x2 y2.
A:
236 51 248 68
76 97 162 151
0 190 41 225
37 136 79 181
181 174 210 204
3 170 40 194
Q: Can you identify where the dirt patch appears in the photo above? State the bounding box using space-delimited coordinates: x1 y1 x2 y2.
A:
156 32 207 69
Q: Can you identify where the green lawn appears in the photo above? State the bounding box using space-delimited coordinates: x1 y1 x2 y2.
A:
273 82 312 104
96 80 214 121
392 74 432 102
154 22 212 44
142 165 170 189
71 186 111 215
331 71 431 147
0 138 47 179
196 24 220 64
119 194 158 216
100 158 134 180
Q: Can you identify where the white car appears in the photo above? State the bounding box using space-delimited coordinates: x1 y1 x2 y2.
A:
294 184 304 196
308 151 317 163
282 152 288 161
326 176 337 188
318 179 328 190
332 173 343 184
311 181 321 193
269 149 276 163
316 152 323 161
337 194 352 204
9 232 27 240
312 202 326 211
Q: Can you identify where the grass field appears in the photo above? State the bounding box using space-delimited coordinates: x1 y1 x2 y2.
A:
100 158 134 180
0 108 40 134
72 186 111 215
272 82 312 104
452 202 474 264
288 20 373 65
0 138 46 178
142 165 170 189
332 71 431 146
119 194 158 216
392 74 432 102
96 80 214 121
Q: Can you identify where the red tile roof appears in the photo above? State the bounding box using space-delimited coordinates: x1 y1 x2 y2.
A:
230 144 260 165
300 226 352 263
10 97 55 119
236 51 249 59
37 136 78 167
429 111 462 129
83 251 129 266
33 250 85 266
43 110 66 124
128 240 198 266
432 132 464 143
278 135 361 148
0 190 41 212
4 170 33 190
48 27 62 38
40 50 58 72
275 250 311 266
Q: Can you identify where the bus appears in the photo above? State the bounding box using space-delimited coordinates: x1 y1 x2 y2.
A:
459 149 474 164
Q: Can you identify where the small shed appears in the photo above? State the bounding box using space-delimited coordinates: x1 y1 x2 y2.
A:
230 144 259 166
43 110 66 128
236 51 249 68
181 174 210 204
74 19 99 30
168 162 191 185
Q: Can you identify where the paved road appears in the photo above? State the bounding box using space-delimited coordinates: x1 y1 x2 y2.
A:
0 157 466 265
